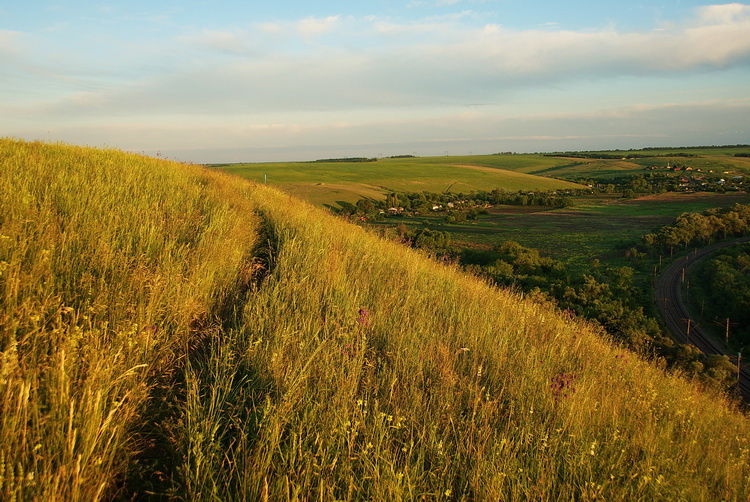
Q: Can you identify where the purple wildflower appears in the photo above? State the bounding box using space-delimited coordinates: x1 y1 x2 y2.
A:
358 308 371 327
550 373 578 401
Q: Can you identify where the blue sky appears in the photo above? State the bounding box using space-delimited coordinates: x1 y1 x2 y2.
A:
2 1 749 162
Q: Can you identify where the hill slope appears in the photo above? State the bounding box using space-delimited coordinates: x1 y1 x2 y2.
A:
1 139 749 501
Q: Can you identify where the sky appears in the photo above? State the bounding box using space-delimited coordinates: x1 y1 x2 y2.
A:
1 1 749 163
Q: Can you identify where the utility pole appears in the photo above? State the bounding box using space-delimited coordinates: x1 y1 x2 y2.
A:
686 318 691 343
726 318 730 347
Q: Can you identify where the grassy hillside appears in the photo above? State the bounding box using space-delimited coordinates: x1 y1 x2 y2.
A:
2 139 749 501
217 156 584 206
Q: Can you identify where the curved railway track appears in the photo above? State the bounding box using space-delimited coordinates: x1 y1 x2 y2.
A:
654 236 750 400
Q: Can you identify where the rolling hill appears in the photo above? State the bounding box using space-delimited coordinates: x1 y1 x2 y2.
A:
1 139 749 501
216 156 585 207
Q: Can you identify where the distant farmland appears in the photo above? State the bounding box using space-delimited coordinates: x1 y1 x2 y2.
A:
213 146 750 207
214 155 585 206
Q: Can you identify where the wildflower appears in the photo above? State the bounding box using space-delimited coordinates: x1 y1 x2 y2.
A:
444 488 452 497
357 307 371 327
550 372 578 401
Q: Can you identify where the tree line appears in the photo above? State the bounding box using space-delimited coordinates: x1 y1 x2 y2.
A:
640 204 750 255
337 188 578 219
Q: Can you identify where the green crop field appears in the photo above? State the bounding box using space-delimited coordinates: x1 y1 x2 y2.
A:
215 156 585 207
539 146 750 180
215 146 750 207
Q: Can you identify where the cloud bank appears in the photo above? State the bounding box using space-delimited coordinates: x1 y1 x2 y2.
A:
1 3 749 161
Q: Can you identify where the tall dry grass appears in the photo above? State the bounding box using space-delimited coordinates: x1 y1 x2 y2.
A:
0 139 259 500
1 139 749 501
181 181 750 500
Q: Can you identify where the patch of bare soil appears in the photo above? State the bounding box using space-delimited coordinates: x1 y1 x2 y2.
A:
626 191 749 205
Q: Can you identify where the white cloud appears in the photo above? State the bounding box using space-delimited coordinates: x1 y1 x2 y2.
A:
296 15 341 38
4 3 750 160
696 3 750 23
171 3 750 94
11 3 750 121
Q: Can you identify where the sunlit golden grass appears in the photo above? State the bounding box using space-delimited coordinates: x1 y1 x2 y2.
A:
0 139 261 500
1 139 749 501
217 186 750 501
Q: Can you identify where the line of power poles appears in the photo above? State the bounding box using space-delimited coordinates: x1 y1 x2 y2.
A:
679 264 743 386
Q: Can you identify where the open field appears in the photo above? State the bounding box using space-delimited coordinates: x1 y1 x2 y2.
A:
4 140 750 500
374 192 750 272
215 146 750 207
541 146 750 179
215 156 585 206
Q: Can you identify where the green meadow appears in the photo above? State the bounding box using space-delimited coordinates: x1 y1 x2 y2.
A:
538 146 750 180
374 192 750 273
216 155 584 206
3 139 750 500
216 146 750 207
